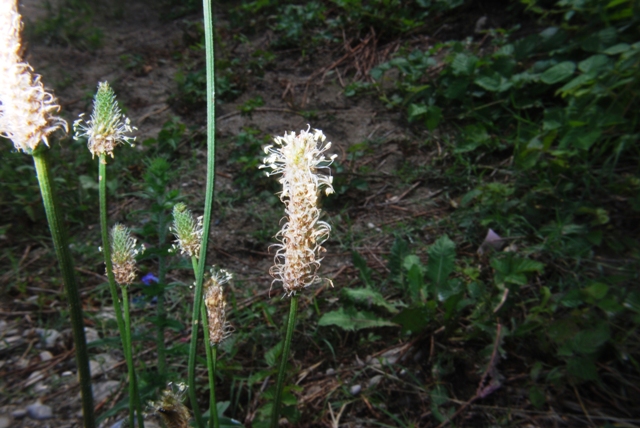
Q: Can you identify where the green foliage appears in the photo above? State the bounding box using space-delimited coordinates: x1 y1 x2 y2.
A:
26 0 103 50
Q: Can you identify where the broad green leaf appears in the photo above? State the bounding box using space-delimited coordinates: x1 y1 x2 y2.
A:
426 235 456 285
425 105 442 131
571 324 610 355
451 53 478 76
407 264 425 301
475 73 512 92
540 61 575 84
318 307 398 331
578 54 610 73
407 103 427 122
529 386 546 409
583 282 608 301
567 356 598 381
343 287 399 314
603 43 630 55
392 302 436 333
388 237 409 285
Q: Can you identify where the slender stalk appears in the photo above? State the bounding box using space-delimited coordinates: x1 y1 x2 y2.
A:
188 0 216 425
191 257 219 428
98 156 143 428
121 286 144 428
32 150 96 428
156 215 168 376
270 295 299 428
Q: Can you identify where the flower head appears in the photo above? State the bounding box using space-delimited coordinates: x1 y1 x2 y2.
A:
109 224 144 286
148 382 190 428
203 267 233 345
260 126 336 296
73 81 135 159
0 0 67 153
171 203 203 258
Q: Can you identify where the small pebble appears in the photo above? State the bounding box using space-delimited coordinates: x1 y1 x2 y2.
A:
11 409 27 419
89 380 120 403
26 401 53 420
350 384 362 395
368 375 383 388
325 368 336 376
35 328 61 349
39 351 53 362
84 327 100 343
90 353 118 377
0 414 12 428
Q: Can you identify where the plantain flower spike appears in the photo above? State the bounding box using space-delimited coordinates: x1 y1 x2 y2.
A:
203 267 233 345
171 203 203 258
0 0 67 153
148 382 191 428
110 224 144 286
260 126 337 296
73 81 135 159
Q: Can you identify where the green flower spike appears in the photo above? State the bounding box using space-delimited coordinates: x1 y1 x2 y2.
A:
73 81 136 159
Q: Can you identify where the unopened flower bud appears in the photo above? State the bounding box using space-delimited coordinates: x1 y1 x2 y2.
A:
110 224 143 286
73 81 135 159
171 203 203 258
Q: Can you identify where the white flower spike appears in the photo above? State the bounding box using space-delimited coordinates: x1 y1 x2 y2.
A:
261 126 337 296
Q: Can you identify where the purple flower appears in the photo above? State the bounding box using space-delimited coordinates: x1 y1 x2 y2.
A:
142 273 159 286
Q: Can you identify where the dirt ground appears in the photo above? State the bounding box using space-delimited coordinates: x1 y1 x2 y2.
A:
0 0 453 426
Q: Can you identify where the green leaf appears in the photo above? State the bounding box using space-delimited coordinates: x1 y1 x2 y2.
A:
318 307 398 331
265 341 283 367
388 237 409 285
343 287 399 314
571 324 610 355
540 61 575 84
578 54 610 73
425 105 442 131
407 264 425 301
567 356 598 381
529 386 546 409
407 103 427 122
451 53 478 76
392 302 436 334
426 235 456 286
582 283 608 301
603 43 630 55
352 251 373 288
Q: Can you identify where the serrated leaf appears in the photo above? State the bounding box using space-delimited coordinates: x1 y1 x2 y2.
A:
343 287 398 314
426 235 456 286
540 61 575 84
318 307 398 331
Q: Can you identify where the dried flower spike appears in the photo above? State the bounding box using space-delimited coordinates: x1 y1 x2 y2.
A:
261 126 337 296
203 267 233 345
73 81 135 159
0 0 67 153
148 382 191 428
171 203 203 258
110 224 143 286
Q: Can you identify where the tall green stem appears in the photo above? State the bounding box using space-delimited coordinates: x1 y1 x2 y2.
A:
188 0 216 425
98 156 143 428
32 150 95 428
156 210 168 376
121 286 144 428
191 258 219 428
270 295 299 428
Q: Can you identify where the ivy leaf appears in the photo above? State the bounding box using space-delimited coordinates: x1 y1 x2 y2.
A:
318 307 398 331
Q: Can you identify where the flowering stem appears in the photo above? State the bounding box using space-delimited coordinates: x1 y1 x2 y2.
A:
191 257 219 428
32 150 95 428
98 156 143 428
121 285 144 428
188 0 217 425
271 295 299 428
